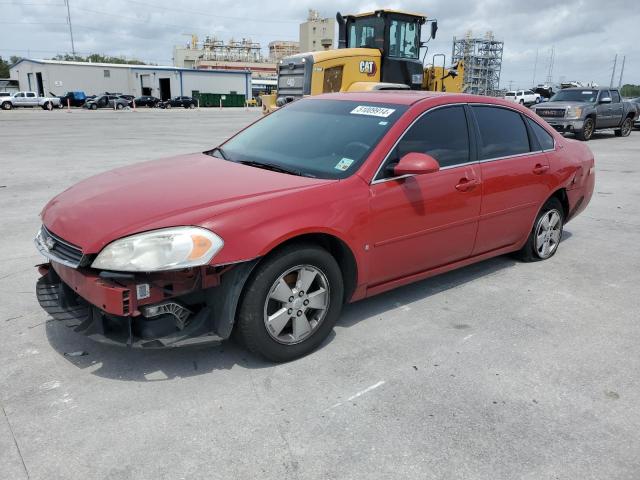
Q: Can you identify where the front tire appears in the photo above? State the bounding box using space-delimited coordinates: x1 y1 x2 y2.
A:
237 244 344 362
116 103 124 110
575 117 594 141
518 198 564 262
614 117 633 137
90 104 97 110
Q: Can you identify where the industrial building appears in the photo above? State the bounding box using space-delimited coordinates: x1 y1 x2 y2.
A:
9 59 252 101
299 9 334 52
173 36 282 79
451 31 504 96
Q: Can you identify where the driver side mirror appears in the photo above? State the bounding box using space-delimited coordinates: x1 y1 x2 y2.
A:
599 97 612 104
393 152 440 177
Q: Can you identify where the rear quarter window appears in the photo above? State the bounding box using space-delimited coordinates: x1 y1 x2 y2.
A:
471 106 531 160
526 118 555 151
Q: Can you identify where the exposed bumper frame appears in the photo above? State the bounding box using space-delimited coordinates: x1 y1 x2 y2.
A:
36 260 258 348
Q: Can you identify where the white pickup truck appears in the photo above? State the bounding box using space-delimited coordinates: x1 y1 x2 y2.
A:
504 90 541 106
1 91 61 110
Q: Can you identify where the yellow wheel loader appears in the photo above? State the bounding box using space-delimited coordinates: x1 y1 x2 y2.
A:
261 9 464 113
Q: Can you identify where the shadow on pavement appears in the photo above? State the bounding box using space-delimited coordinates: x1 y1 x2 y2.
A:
45 234 573 382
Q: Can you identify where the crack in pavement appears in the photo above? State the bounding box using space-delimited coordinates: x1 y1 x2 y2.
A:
1 404 30 479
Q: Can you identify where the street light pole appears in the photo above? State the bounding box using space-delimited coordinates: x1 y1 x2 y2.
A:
65 0 76 56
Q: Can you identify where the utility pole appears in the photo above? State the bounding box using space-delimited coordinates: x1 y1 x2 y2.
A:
65 0 76 56
532 48 538 87
618 55 626 88
508 80 514 91
609 54 617 88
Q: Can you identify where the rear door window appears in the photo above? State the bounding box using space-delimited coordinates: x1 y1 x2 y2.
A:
611 90 621 103
471 106 531 160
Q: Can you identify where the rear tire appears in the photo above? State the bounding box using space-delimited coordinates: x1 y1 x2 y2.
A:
1 102 11 110
116 103 124 110
517 198 564 262
575 117 594 141
90 104 97 110
614 117 633 137
237 244 344 362
519 99 525 105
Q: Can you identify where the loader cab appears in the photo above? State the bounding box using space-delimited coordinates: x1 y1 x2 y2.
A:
338 10 428 88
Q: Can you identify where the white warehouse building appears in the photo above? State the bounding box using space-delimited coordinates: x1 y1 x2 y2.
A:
9 59 252 102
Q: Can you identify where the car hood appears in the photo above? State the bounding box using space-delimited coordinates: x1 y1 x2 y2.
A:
41 153 332 253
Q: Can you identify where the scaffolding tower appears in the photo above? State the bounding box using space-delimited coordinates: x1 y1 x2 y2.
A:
452 31 504 96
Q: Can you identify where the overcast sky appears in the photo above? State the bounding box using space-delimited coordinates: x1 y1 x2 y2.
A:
2 0 639 89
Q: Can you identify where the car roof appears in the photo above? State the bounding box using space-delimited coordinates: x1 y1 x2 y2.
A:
562 87 605 91
310 90 518 108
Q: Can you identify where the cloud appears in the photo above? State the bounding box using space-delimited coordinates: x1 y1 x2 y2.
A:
1 0 638 88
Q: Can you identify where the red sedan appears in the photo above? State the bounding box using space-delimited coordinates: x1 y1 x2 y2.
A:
35 91 595 361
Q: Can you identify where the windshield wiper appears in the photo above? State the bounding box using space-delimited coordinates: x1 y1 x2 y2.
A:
236 160 314 178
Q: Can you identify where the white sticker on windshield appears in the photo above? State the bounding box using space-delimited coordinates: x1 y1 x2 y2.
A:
335 158 354 171
378 121 388 125
351 105 395 118
582 91 592 94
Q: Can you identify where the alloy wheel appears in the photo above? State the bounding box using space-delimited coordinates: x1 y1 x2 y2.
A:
583 119 594 139
263 265 330 345
621 118 632 136
535 209 562 259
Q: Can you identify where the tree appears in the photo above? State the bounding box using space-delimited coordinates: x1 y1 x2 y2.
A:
51 53 148 65
0 57 9 78
620 84 640 98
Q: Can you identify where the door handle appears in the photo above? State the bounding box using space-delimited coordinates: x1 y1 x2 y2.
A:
455 178 479 192
532 164 549 175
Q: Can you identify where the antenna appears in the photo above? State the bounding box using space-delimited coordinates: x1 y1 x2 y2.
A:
65 0 76 56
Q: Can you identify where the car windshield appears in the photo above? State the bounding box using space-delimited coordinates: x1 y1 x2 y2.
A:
218 99 407 179
549 89 598 103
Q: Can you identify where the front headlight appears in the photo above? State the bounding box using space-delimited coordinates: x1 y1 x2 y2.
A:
566 106 583 119
91 227 223 272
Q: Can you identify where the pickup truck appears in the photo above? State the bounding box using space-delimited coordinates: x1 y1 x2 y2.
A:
54 91 87 108
0 91 61 110
505 89 541 106
530 87 637 141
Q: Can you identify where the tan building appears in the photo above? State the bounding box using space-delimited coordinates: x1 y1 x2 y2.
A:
268 41 300 63
299 9 335 53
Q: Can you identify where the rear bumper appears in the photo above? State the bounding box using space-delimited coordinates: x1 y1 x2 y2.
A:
36 260 257 348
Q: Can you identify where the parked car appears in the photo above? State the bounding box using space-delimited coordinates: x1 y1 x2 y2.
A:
133 95 160 108
1 91 61 110
55 91 87 108
34 92 595 361
159 96 197 109
628 97 640 128
505 90 541 106
83 94 129 110
530 87 637 140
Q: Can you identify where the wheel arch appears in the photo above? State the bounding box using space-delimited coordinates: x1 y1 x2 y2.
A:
255 232 359 304
549 188 570 219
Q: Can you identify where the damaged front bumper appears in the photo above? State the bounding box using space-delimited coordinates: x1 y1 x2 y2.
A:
36 260 256 348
